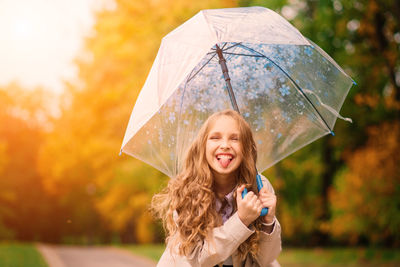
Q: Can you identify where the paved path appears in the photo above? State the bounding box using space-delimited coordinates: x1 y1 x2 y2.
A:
37 244 157 267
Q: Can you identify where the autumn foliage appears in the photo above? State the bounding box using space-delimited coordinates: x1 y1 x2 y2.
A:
329 122 400 246
0 0 399 247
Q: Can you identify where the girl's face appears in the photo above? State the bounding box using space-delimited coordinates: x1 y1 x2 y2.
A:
205 115 243 178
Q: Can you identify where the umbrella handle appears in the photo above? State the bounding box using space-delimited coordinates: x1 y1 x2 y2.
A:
241 174 269 217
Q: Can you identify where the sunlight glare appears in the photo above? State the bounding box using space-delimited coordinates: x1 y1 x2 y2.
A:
13 19 34 41
0 0 108 93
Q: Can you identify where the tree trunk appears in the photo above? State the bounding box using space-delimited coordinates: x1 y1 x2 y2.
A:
316 136 337 245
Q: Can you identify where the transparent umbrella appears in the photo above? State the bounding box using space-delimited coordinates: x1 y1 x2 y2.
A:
120 6 354 181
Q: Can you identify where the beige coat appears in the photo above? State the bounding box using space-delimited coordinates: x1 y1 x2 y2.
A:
157 177 282 267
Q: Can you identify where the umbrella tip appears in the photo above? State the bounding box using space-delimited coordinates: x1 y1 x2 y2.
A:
352 80 357 85
119 150 123 156
330 131 335 136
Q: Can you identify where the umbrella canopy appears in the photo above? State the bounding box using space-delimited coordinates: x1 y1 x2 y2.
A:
121 6 354 178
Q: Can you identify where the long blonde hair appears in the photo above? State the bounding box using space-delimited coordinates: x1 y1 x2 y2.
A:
151 109 264 260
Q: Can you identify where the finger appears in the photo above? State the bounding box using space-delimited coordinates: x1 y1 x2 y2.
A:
236 184 246 201
246 191 255 198
247 192 257 202
260 194 276 203
255 199 262 208
261 201 276 211
255 199 262 212
260 186 273 194
260 197 276 206
259 190 274 199
243 191 255 203
257 203 263 214
249 194 259 206
261 198 274 208
259 186 269 194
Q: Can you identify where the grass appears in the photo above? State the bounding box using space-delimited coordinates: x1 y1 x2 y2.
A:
2 242 398 266
0 243 48 267
118 243 166 261
121 244 400 266
278 247 400 266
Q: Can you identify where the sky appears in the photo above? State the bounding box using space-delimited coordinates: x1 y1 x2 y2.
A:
0 0 113 93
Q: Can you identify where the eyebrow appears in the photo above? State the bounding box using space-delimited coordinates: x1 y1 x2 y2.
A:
208 131 221 136
208 131 240 136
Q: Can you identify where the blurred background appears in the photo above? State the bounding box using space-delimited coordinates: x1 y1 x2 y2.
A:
0 0 399 266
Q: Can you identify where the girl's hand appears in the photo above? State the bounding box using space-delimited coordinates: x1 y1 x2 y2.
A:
236 184 263 226
258 186 277 224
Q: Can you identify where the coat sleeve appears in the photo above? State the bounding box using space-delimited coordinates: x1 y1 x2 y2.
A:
158 211 255 267
253 175 282 266
158 175 282 267
188 211 256 266
253 218 282 266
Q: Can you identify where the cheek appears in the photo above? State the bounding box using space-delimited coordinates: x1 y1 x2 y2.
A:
236 145 244 164
206 141 219 151
205 142 215 160
205 142 212 154
234 143 243 156
236 154 244 165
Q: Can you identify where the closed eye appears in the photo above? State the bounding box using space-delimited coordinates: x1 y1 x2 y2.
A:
230 134 240 141
208 132 221 140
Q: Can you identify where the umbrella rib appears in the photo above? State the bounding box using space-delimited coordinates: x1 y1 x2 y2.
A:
210 42 228 53
222 43 267 61
186 53 217 83
208 43 242 53
222 42 242 52
222 52 264 57
221 42 228 50
238 43 334 134
207 42 232 55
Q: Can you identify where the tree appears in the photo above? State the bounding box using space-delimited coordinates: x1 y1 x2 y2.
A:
38 0 237 243
329 122 400 246
245 0 400 246
0 84 60 242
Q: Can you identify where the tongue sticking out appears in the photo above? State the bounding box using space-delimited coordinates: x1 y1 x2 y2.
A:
218 157 231 168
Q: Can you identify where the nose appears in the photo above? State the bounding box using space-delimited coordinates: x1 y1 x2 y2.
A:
220 138 230 149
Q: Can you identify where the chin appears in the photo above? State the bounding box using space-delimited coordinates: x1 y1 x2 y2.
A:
213 163 240 175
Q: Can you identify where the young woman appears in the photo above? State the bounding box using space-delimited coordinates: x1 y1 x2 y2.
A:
152 109 281 267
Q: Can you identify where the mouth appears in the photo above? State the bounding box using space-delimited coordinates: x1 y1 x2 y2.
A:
216 153 234 168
